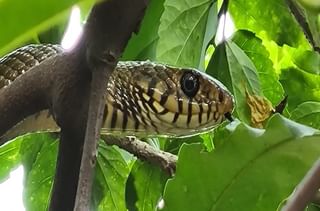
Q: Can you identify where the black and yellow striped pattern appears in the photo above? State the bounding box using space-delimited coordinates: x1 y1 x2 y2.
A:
0 44 234 139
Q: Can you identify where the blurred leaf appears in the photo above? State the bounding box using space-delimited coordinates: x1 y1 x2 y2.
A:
293 50 320 75
232 30 285 104
297 0 320 13
199 133 214 151
94 143 129 211
38 23 68 45
122 0 165 60
229 0 310 48
291 101 320 129
156 0 214 67
207 41 261 124
280 67 320 111
0 138 22 182
126 160 168 211
163 115 320 211
0 0 93 56
164 135 204 155
306 204 320 211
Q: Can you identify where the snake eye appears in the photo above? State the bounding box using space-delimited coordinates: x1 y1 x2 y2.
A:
181 71 199 98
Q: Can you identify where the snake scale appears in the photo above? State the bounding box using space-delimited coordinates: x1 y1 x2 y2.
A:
0 44 234 141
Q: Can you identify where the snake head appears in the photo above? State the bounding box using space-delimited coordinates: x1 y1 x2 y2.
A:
105 61 234 137
124 62 234 136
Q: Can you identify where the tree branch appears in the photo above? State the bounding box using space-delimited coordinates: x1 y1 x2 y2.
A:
74 1 149 210
0 60 52 144
103 136 178 176
282 158 320 211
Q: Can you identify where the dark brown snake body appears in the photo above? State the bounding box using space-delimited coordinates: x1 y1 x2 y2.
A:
0 44 234 140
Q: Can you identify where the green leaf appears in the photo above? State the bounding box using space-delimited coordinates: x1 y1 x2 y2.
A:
0 138 22 182
156 0 214 67
162 115 320 211
229 0 310 48
94 143 130 211
306 13 320 48
126 161 168 211
298 0 320 13
280 67 320 111
0 0 93 56
207 41 261 124
291 101 320 129
199 1 218 70
1 133 130 210
232 30 285 104
293 50 320 75
21 133 58 211
122 0 165 60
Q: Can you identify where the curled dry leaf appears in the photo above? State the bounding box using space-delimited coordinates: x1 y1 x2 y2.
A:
245 89 274 128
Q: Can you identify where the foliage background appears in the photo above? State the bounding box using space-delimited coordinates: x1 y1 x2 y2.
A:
0 0 320 210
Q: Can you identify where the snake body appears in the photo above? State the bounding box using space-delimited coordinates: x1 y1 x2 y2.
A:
0 44 234 140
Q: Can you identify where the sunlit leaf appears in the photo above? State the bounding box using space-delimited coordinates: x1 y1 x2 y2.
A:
20 133 58 211
229 0 310 48
156 0 214 67
0 138 22 182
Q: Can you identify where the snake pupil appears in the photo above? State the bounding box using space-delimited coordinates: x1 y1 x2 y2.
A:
181 71 199 98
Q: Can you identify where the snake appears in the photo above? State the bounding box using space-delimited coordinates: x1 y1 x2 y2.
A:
0 44 234 141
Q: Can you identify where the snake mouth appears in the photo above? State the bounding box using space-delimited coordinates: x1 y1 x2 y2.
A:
224 112 234 122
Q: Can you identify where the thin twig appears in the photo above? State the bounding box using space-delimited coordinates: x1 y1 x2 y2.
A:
102 136 178 176
282 158 320 211
286 0 320 53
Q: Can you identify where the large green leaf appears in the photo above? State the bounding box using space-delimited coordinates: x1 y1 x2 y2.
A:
291 101 320 129
280 67 320 111
156 0 214 67
162 115 320 211
232 30 284 104
207 41 261 124
0 0 94 56
229 0 310 48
